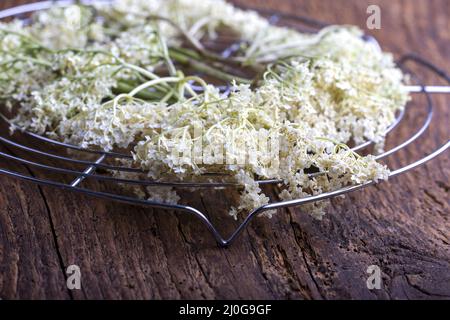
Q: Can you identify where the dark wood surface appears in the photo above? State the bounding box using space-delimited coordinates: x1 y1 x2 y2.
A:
0 0 448 299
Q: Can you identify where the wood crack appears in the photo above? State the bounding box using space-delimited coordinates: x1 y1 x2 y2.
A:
288 212 324 299
3 145 74 300
276 244 313 299
245 228 277 298
36 184 74 300
423 189 445 206
404 275 450 299
175 215 215 299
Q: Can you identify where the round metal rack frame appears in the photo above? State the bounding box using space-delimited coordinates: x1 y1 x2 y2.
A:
0 0 448 246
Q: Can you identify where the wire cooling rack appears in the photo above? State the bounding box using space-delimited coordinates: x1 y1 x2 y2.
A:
0 0 449 246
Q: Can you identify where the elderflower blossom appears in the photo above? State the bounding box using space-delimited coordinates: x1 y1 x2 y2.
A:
96 0 316 62
0 0 409 220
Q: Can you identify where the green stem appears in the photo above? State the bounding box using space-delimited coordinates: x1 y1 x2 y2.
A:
169 48 251 84
157 31 177 76
0 56 53 68
128 77 181 97
114 81 165 101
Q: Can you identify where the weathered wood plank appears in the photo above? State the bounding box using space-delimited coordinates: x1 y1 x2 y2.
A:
0 0 448 299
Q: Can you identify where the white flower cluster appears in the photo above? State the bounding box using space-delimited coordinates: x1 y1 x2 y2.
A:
96 0 317 63
132 42 404 217
0 0 409 219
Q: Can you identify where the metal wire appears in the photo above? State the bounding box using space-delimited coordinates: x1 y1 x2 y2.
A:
0 1 448 246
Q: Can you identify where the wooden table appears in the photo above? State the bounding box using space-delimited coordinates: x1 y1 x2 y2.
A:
0 0 448 299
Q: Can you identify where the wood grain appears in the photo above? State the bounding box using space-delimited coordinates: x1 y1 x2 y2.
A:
0 0 448 299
